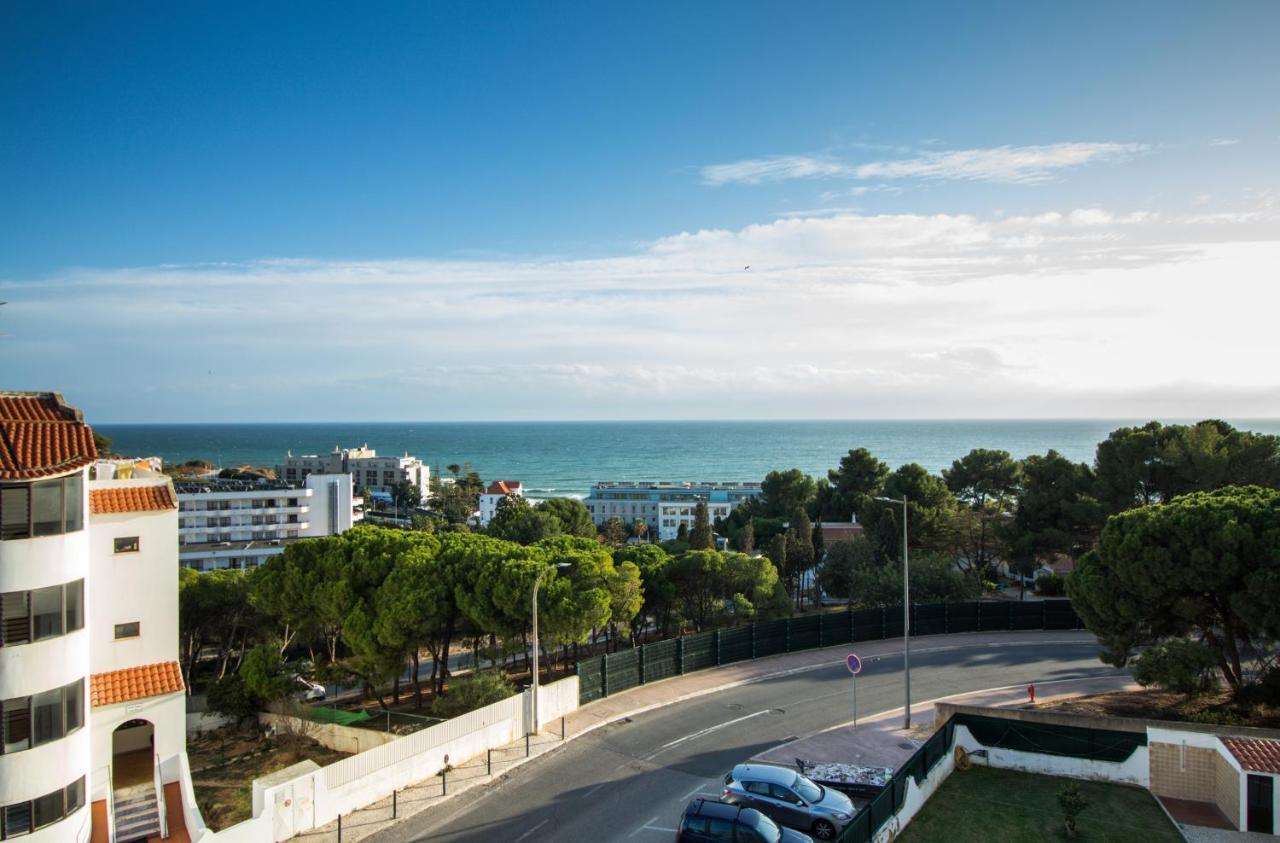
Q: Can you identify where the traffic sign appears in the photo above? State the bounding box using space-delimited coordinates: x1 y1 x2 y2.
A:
846 654 862 675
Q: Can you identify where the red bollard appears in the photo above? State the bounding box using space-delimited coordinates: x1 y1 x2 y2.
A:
1028 684 1036 704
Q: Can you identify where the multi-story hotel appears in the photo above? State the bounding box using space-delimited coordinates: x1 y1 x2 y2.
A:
276 445 429 498
1 392 197 842
583 481 763 541
174 473 354 572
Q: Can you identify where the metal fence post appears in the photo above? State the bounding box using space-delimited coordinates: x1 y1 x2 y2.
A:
751 622 758 659
943 602 949 634
676 636 684 675
337 815 342 842
602 653 609 699
784 618 791 652
849 606 855 641
487 749 492 776
393 789 397 819
561 715 566 740
714 629 722 666
526 732 530 756
638 644 646 686
442 768 447 795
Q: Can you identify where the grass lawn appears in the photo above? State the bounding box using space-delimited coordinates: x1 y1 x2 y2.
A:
897 766 1182 843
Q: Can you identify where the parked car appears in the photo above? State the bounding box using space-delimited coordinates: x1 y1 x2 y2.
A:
677 798 813 843
722 764 855 841
292 675 326 702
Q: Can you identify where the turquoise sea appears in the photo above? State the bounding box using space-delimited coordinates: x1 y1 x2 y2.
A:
94 419 1280 500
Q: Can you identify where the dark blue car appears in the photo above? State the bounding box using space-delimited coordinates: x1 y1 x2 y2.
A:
676 798 814 843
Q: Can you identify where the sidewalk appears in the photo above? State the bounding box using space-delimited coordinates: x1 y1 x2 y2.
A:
752 673 1138 776
294 630 1098 842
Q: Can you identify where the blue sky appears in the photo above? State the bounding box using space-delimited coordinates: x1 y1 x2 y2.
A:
2 2 1278 421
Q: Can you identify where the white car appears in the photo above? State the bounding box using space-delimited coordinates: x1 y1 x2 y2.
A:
293 675 326 702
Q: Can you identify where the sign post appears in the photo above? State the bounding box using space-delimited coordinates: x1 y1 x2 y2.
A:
846 654 862 730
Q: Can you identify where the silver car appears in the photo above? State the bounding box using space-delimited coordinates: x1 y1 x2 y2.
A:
723 763 855 841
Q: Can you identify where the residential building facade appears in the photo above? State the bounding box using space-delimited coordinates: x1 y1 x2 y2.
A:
477 480 523 527
583 481 763 541
175 473 354 571
0 392 197 843
277 445 429 498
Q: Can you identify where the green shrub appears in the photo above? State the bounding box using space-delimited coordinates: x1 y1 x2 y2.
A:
430 671 516 719
1133 639 1218 695
206 674 262 722
1035 572 1065 596
1057 781 1089 838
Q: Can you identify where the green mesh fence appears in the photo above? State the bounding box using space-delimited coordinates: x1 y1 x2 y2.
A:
306 706 374 726
577 600 1083 705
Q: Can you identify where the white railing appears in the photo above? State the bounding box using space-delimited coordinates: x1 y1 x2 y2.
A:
153 753 168 839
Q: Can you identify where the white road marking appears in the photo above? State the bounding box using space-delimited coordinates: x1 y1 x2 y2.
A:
580 782 607 798
682 782 715 799
647 709 775 759
514 818 549 842
628 817 661 837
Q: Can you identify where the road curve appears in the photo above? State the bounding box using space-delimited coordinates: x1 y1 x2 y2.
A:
370 633 1113 843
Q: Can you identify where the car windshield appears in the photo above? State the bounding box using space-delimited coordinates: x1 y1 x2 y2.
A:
748 811 784 842
793 774 823 803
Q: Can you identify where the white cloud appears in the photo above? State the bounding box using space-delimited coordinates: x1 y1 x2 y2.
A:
3 204 1278 421
1209 138 1241 147
700 156 853 185
701 142 1147 186
852 142 1148 184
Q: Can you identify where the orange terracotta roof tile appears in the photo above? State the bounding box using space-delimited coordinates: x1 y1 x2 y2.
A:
486 480 522 495
0 392 97 480
90 661 185 707
90 484 177 515
1223 737 1280 774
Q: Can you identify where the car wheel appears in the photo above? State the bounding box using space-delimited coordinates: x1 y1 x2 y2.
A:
812 820 836 840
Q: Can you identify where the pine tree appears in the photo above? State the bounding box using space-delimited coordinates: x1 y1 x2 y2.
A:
739 521 755 554
690 499 715 550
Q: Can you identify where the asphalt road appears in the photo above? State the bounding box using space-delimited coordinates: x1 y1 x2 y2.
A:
370 636 1115 843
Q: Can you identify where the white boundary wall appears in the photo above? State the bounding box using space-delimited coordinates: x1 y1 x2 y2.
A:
193 676 579 842
954 723 1150 786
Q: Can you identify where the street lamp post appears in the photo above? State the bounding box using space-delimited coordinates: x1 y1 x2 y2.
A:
531 562 570 735
876 495 911 729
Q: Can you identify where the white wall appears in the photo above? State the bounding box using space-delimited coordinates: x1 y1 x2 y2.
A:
874 745 957 843
953 724 1150 786
300 474 353 538
200 675 580 842
90 693 187 783
88 484 180 672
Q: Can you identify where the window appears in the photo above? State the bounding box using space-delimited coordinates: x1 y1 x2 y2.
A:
32 789 62 830
744 781 771 796
2 697 30 753
1 777 85 838
29 587 61 641
30 688 61 747
0 476 84 541
2 802 31 838
706 818 735 841
681 817 708 834
113 536 140 553
114 622 140 639
63 680 82 734
1 581 83 647
0 593 28 646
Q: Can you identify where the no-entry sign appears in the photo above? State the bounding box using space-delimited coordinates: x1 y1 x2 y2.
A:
846 654 862 675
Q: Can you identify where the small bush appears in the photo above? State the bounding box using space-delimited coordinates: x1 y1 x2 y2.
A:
430 671 515 719
1133 639 1218 695
1057 781 1089 838
1035 572 1065 596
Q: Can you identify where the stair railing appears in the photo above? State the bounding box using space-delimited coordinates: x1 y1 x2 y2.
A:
153 752 169 839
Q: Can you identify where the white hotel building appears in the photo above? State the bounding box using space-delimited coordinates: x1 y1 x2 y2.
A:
583 481 763 541
174 473 353 572
1 392 199 842
277 445 429 499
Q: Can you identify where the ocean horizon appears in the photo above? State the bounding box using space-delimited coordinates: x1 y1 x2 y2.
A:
94 418 1280 500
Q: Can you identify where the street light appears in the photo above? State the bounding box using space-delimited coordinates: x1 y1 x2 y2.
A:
531 562 571 734
875 495 911 729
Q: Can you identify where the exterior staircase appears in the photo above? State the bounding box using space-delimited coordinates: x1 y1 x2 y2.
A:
112 784 162 842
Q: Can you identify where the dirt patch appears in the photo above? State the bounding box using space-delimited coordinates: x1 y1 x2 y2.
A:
1041 688 1280 729
187 726 350 830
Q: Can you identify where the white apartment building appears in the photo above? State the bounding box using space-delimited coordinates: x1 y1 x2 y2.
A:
1 391 198 843
277 445 429 499
174 472 353 571
477 480 523 527
583 481 763 541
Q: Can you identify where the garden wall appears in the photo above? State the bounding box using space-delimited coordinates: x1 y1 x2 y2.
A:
192 675 580 842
